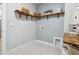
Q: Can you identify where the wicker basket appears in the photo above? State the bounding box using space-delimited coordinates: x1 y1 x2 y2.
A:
21 7 29 14
34 13 41 17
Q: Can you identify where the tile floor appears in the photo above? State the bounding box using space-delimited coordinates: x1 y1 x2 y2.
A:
7 40 62 55
63 43 79 55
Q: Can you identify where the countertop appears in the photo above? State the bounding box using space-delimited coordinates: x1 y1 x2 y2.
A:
64 33 79 46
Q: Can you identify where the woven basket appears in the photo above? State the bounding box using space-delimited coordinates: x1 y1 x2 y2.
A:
34 13 41 17
21 7 29 14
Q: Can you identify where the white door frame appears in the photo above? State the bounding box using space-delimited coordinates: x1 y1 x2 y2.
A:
2 3 6 54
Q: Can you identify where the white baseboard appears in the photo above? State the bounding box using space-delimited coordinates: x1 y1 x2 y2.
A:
6 39 66 55
7 39 54 53
7 40 35 53
35 40 68 55
7 39 66 54
35 39 54 46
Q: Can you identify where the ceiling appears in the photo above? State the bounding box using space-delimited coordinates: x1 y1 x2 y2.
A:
34 3 44 5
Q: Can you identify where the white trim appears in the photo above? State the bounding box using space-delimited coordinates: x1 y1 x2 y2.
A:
2 3 6 55
69 32 78 35
7 39 54 53
7 40 35 54
7 39 54 54
6 39 53 54
7 40 65 55
35 39 54 46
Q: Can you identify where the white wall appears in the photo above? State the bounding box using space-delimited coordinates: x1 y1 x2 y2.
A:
0 20 1 38
0 4 2 38
6 3 37 51
64 3 73 33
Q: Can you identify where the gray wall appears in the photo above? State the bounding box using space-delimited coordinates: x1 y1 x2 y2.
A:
37 3 65 43
37 3 65 13
6 3 37 51
6 3 65 51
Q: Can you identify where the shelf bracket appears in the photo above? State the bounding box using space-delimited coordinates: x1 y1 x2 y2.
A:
39 17 41 20
26 14 28 20
31 16 33 20
19 13 21 18
57 13 59 19
47 16 49 20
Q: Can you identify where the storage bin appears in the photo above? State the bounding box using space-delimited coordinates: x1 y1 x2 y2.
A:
34 13 41 17
21 7 29 14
